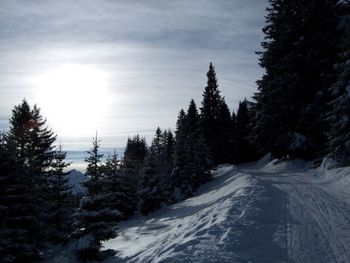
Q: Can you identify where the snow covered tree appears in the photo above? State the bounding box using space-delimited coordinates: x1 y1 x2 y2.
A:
200 63 232 164
46 145 75 242
102 151 135 218
173 100 212 199
74 134 118 261
138 128 172 215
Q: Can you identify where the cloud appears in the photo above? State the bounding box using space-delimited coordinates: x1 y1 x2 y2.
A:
0 0 267 148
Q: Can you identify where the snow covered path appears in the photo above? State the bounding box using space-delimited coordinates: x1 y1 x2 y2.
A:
251 167 350 263
103 160 350 263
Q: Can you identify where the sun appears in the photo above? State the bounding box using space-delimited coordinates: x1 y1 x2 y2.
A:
33 64 111 137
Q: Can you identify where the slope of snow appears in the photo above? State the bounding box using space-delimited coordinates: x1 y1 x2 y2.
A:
102 160 350 263
103 165 284 263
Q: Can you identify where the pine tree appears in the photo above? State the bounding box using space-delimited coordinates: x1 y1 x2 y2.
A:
74 134 118 261
200 63 232 164
46 145 75 242
0 100 57 262
138 128 172 215
255 0 343 159
122 134 147 178
173 109 191 198
328 15 350 162
120 135 147 214
160 129 175 175
230 110 239 163
102 151 135 218
236 100 257 163
217 99 234 163
0 135 37 263
173 100 212 199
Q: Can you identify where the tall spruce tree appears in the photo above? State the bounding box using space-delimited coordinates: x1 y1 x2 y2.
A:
46 145 75 242
201 63 232 164
230 110 239 163
236 99 257 163
138 128 172 215
328 15 350 162
255 0 343 159
121 134 147 212
0 100 57 262
74 134 118 261
102 151 135 218
173 100 212 199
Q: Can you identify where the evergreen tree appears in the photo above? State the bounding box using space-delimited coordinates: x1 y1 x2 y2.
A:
217 99 234 163
74 134 118 261
160 129 175 175
0 100 57 262
122 134 147 179
200 63 232 164
121 134 147 210
328 16 350 162
138 128 172 215
236 100 257 163
102 151 135 218
46 145 75 242
255 0 343 159
173 100 212 199
230 110 239 163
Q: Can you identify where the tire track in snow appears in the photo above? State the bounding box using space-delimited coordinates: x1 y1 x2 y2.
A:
252 169 350 263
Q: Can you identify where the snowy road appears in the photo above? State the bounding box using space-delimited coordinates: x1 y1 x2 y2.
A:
103 160 350 263
242 160 350 263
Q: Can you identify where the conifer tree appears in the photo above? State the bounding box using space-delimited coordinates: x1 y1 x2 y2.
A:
217 99 234 163
103 151 135 218
122 134 147 178
255 0 343 159
230 110 239 163
0 100 57 262
236 100 257 163
160 129 175 175
46 145 75 242
200 63 232 164
119 135 147 214
173 100 212 199
138 128 172 215
74 134 118 260
328 18 350 162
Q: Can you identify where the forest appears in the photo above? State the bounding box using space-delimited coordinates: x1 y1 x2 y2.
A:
1 0 350 262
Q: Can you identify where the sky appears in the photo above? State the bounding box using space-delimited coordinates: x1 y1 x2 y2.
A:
0 0 267 150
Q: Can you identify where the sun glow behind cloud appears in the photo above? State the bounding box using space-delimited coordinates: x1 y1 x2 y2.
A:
33 64 111 137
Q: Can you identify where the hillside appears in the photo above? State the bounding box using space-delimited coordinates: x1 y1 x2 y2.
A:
101 158 350 263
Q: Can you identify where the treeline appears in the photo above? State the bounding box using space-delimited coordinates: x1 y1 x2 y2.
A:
1 0 350 261
74 62 257 260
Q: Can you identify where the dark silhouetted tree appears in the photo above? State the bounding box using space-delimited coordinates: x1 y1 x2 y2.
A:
74 134 118 261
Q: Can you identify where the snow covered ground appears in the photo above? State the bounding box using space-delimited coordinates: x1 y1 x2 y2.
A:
102 157 350 263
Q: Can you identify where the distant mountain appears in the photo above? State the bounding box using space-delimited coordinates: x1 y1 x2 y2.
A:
68 169 87 195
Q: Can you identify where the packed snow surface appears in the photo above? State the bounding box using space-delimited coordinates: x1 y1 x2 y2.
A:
103 158 350 263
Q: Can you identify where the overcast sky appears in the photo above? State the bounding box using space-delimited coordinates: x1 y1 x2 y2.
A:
0 0 267 149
